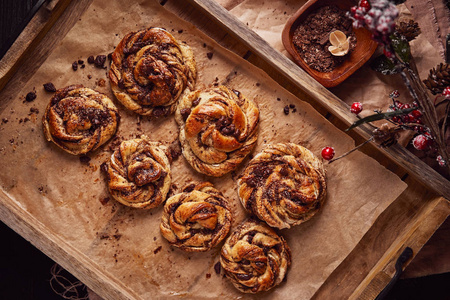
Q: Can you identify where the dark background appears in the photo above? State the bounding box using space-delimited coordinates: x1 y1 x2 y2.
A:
1 0 450 299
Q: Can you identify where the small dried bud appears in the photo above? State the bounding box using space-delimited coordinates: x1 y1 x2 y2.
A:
373 123 399 148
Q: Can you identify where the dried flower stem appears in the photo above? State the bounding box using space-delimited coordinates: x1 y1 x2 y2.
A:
328 137 374 164
400 60 450 172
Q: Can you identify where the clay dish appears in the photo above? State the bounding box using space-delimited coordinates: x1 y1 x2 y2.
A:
282 0 378 88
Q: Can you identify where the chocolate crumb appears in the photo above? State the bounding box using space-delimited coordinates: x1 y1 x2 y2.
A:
100 197 110 205
206 273 211 279
152 107 165 118
94 55 107 68
214 262 221 274
79 155 91 164
203 43 207 48
88 75 92 79
289 104 295 109
168 141 182 161
25 92 36 102
292 108 297 113
192 98 200 107
1 118 8 124
81 64 85 69
107 52 113 60
206 52 213 59
180 108 191 121
277 97 281 101
100 162 109 173
178 29 183 33
256 82 260 86
283 105 290 115
78 59 84 65
154 246 162 254
87 56 95 64
43 82 56 92
72 61 78 71
113 234 122 240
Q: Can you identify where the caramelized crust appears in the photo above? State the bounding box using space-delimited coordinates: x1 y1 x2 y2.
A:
109 27 196 117
175 86 259 177
105 137 171 209
160 182 232 252
220 218 291 293
237 143 326 229
42 85 120 155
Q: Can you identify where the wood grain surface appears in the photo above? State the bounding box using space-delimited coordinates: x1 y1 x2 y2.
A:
0 0 448 299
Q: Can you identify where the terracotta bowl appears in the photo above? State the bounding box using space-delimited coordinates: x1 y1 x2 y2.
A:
282 0 378 88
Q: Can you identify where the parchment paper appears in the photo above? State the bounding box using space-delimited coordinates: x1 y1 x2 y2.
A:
0 0 406 299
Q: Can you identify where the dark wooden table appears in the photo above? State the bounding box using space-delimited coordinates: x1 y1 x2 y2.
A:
1 1 449 299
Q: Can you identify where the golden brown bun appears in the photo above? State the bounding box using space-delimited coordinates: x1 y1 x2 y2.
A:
160 182 232 252
175 86 259 177
42 85 119 155
220 218 291 293
106 137 171 209
237 143 326 229
109 27 196 117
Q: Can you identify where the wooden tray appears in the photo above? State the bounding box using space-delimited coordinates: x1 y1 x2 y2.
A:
0 0 449 299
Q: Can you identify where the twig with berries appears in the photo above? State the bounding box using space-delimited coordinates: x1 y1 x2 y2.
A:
344 0 450 173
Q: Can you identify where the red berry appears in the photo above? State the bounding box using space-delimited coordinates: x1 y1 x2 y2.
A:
392 116 400 123
359 0 371 10
351 6 357 14
321 147 335 161
442 87 450 99
411 109 422 119
403 103 411 109
412 134 429 150
350 102 363 114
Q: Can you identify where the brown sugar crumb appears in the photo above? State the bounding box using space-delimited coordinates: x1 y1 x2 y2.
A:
100 197 110 205
43 82 56 92
25 92 36 102
97 78 106 87
206 52 213 59
292 5 356 72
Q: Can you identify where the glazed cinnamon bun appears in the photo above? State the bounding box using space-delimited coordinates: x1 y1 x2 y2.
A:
220 218 291 293
42 84 119 155
175 86 259 177
109 27 196 117
237 143 326 229
105 137 171 209
160 182 232 252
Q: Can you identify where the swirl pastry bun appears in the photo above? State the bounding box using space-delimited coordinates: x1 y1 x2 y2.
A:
42 85 120 155
220 218 291 293
160 182 232 252
109 27 196 117
105 137 171 209
175 86 259 177
237 143 326 229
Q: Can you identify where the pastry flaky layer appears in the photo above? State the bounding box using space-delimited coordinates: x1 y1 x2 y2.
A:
109 27 197 117
175 85 259 177
105 137 171 209
42 84 120 155
160 182 232 252
220 218 291 293
237 143 326 229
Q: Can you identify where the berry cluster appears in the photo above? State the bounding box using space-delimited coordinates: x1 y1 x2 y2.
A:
349 0 399 53
387 90 424 132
